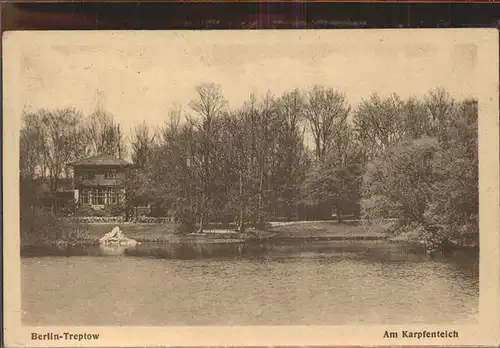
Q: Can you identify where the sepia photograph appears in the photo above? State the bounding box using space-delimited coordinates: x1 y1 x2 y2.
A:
3 29 499 346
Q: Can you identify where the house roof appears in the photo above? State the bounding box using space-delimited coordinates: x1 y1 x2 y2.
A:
69 154 130 167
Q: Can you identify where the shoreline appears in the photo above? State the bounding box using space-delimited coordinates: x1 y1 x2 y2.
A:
20 234 391 248
20 220 478 253
21 219 393 248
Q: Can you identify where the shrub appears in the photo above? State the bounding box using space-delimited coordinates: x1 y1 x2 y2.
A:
136 216 173 223
360 195 399 221
20 208 89 246
105 204 125 217
175 208 196 234
67 216 125 223
147 202 168 217
362 137 439 222
88 208 109 217
176 221 195 234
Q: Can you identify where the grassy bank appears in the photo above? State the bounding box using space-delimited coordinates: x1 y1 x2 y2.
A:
22 221 253 247
268 220 394 239
83 220 394 241
21 214 397 247
21 215 477 256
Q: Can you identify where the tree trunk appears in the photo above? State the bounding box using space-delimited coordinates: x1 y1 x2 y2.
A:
238 171 245 233
199 141 209 233
336 205 342 222
256 169 265 230
198 192 205 233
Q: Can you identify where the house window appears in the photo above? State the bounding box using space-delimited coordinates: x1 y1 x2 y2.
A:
104 171 118 179
107 188 120 204
81 171 95 180
81 189 90 204
93 189 106 205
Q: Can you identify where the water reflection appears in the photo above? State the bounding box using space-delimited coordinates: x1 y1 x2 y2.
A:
21 240 479 326
21 240 479 264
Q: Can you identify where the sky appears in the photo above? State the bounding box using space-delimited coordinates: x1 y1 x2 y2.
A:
11 30 480 136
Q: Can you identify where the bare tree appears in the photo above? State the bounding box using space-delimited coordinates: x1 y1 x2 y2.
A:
34 108 88 191
124 121 158 219
275 89 307 220
224 105 254 232
20 110 46 179
86 110 127 159
353 93 405 157
301 87 360 221
86 91 127 159
130 121 157 168
424 87 456 142
254 92 280 228
305 85 351 163
161 106 182 145
401 96 432 140
188 83 228 232
424 87 455 123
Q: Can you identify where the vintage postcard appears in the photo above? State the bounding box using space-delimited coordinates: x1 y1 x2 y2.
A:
3 29 499 347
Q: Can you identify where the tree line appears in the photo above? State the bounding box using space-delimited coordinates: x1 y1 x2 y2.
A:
20 84 478 246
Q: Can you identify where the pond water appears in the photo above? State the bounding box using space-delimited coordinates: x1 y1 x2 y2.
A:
22 241 479 326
